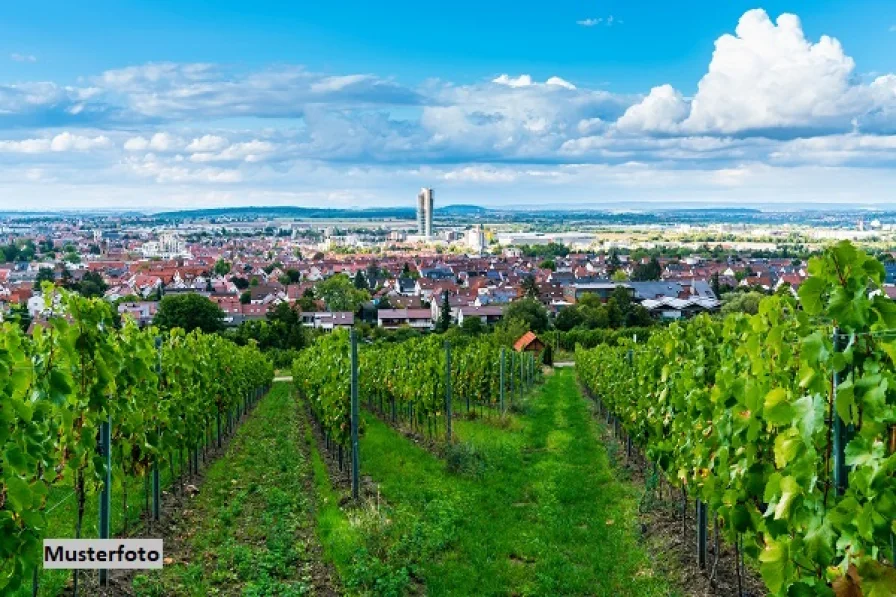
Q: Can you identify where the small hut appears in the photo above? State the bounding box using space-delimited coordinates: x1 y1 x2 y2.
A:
513 331 545 354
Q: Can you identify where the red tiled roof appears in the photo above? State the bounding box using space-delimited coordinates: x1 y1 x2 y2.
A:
513 331 538 352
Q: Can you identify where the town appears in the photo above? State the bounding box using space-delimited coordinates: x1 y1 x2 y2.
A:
4 194 896 368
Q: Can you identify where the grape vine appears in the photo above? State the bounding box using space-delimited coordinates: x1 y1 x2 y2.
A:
576 241 896 596
0 287 273 593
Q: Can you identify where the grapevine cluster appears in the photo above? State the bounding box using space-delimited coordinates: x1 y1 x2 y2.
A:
577 241 896 596
293 333 537 445
0 287 273 592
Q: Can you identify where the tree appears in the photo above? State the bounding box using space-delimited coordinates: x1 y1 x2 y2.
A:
610 285 633 313
503 298 549 333
377 295 393 310
578 294 610 329
233 277 249 290
1 244 21 262
9 303 31 333
353 270 367 290
34 267 56 289
605 298 623 328
265 302 308 350
720 291 764 315
154 294 225 333
711 272 722 298
631 257 662 281
539 259 556 271
315 273 368 312
611 269 629 282
521 275 539 299
437 290 452 332
541 343 553 366
213 259 231 276
72 271 108 298
554 306 584 331
240 290 251 304
461 315 485 335
606 249 621 276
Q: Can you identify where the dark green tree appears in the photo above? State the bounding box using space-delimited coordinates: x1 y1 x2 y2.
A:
33 267 56 289
153 293 225 333
72 271 108 298
503 298 549 333
554 306 584 331
213 259 231 276
460 315 485 335
353 270 367 290
437 290 453 332
631 257 662 281
316 273 368 312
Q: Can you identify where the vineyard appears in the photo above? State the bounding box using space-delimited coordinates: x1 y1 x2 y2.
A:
293 332 541 451
0 286 273 595
576 241 896 596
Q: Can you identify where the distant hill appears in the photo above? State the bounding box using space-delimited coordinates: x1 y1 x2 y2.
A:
434 204 490 215
152 206 417 220
152 204 499 220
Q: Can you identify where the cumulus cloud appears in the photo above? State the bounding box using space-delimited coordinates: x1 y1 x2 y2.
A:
185 134 229 152
616 85 689 133
682 10 863 133
0 133 112 153
492 74 576 89
123 132 183 152
1 8 896 207
189 140 276 163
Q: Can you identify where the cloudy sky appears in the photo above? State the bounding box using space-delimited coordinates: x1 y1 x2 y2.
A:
1 1 896 210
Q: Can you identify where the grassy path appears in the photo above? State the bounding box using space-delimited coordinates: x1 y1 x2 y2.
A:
132 383 336 597
314 368 676 596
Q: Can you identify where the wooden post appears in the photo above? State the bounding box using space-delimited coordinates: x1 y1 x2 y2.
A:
445 341 453 441
98 416 111 586
500 347 506 414
350 329 360 500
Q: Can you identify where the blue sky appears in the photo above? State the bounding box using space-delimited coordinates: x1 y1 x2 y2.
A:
1 2 896 210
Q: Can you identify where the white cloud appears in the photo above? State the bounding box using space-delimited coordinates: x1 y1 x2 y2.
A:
491 74 575 89
577 16 619 27
189 140 276 163
185 134 229 152
616 85 689 133
442 166 517 183
10 53 37 63
0 133 111 153
1 8 896 209
492 74 534 88
546 76 576 90
682 9 865 133
125 153 242 184
49 132 113 151
123 132 183 152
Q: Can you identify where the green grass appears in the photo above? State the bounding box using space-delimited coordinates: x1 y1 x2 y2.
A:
132 383 318 596
312 368 677 596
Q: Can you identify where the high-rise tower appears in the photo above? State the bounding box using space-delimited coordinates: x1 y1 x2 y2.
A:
417 187 434 239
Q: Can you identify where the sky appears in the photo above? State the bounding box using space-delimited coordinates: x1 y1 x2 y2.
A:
1 1 896 211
